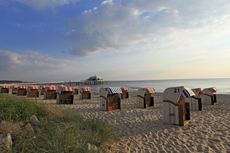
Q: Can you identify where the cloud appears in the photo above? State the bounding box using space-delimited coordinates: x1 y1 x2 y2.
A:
0 0 7 6
64 0 230 56
0 50 77 70
0 50 80 81
16 23 22 27
14 0 79 10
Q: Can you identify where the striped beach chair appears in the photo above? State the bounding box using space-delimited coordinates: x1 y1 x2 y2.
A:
80 87 91 99
137 88 155 108
163 86 195 126
43 86 57 100
201 87 218 105
17 86 27 96
27 86 40 97
0 86 9 93
100 87 122 111
56 86 74 104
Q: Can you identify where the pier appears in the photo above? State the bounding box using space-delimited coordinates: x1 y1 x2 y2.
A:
0 80 109 86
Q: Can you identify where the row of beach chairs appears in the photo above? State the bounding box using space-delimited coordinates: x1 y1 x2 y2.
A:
0 85 89 104
0 85 218 126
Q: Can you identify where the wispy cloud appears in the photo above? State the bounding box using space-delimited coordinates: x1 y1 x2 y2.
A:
63 0 230 56
14 0 79 10
16 23 22 27
0 50 80 81
0 0 7 6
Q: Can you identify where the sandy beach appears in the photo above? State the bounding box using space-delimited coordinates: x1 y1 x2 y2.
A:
32 91 230 153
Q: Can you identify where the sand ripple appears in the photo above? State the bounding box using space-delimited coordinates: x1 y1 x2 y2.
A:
34 92 230 152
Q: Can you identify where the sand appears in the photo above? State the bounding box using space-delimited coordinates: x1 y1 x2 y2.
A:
33 91 230 153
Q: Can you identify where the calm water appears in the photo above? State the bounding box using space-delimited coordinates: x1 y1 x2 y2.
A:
61 78 230 94
23 78 229 94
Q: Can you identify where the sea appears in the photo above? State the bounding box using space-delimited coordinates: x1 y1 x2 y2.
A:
46 78 230 94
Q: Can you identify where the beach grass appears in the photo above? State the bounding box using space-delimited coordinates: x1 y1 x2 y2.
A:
0 94 117 153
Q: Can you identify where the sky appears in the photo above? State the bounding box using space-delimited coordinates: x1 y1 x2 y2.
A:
0 0 230 82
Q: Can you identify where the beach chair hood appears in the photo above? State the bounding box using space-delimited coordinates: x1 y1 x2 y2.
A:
1 86 9 89
203 87 218 95
18 86 27 89
137 88 155 97
163 86 195 105
28 86 39 90
100 87 122 98
121 87 129 91
57 86 73 94
46 86 57 91
192 88 205 97
82 87 91 92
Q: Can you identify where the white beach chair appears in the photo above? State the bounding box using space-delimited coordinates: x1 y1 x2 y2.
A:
186 88 205 111
163 86 195 126
201 87 218 105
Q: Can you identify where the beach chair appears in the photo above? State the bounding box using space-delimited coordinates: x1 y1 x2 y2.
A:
9 86 13 94
121 87 129 99
17 86 27 96
38 85 46 97
73 87 79 94
43 86 57 100
80 87 91 99
0 86 9 93
27 86 40 97
56 87 74 104
137 88 155 108
201 87 218 105
100 87 122 111
186 88 205 111
163 86 195 126
9 86 18 95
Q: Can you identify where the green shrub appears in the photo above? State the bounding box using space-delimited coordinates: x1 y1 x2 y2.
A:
0 95 118 153
0 95 48 122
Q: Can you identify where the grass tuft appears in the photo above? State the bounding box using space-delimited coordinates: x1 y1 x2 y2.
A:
0 94 118 153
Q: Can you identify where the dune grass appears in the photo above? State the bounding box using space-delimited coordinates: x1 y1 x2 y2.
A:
0 94 118 153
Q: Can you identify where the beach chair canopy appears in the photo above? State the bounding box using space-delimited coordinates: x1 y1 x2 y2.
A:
73 87 78 90
47 86 57 91
100 87 122 98
62 87 73 92
203 87 218 95
191 88 205 97
83 87 91 92
137 88 156 97
40 85 46 89
1 86 9 89
108 87 122 94
30 86 39 90
163 86 195 105
18 86 27 89
121 87 129 91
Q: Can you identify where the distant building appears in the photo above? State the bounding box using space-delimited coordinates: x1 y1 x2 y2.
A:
85 75 103 85
88 75 103 81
